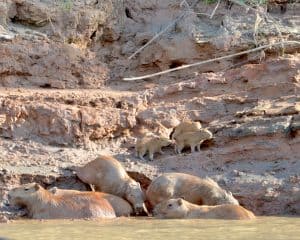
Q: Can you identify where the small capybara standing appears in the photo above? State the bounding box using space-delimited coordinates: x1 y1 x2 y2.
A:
146 173 239 207
49 187 133 217
8 183 116 219
174 128 213 154
135 136 173 161
153 198 255 220
170 121 202 140
76 155 147 215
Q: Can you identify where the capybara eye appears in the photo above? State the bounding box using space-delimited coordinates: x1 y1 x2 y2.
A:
24 188 29 191
168 204 172 208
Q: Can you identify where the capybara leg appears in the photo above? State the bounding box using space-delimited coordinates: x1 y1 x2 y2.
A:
197 141 204 152
190 145 196 153
138 153 146 161
149 151 154 161
139 149 147 160
177 145 184 154
174 145 178 154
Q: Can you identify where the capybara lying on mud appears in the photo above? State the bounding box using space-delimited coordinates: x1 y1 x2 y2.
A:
146 173 239 207
170 121 202 140
135 136 172 161
8 183 116 219
49 187 133 217
76 155 148 215
174 128 213 154
153 198 255 220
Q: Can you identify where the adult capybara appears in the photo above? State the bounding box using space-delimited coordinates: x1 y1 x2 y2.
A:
146 173 239 207
76 155 147 215
170 121 202 140
153 198 255 220
174 128 213 154
49 187 133 217
8 183 116 219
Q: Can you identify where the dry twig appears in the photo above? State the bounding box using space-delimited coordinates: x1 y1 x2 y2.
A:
123 40 300 81
210 0 221 18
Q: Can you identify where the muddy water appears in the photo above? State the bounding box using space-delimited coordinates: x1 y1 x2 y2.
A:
0 217 299 240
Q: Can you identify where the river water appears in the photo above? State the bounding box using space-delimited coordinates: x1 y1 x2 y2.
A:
0 217 299 240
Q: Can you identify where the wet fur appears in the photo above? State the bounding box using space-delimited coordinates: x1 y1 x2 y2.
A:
146 173 239 207
49 187 133 217
8 183 116 219
76 155 147 215
154 198 255 220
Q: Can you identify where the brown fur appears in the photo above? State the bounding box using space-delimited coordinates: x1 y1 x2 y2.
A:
135 136 172 161
153 198 255 220
153 121 173 138
49 187 133 217
174 128 213 154
146 173 239 207
8 183 116 219
171 121 202 140
76 155 147 215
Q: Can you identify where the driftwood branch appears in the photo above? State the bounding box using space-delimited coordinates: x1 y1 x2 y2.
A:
210 0 221 19
123 41 300 81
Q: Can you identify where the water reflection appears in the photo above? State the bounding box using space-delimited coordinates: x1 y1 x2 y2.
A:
0 217 299 240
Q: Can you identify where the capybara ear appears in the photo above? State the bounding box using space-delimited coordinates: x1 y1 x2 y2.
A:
178 198 183 206
34 183 40 191
228 191 233 196
180 196 185 200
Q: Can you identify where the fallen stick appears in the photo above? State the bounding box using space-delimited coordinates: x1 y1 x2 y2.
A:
123 40 300 81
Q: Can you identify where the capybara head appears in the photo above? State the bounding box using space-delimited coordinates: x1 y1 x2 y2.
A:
153 198 187 219
8 183 42 207
126 181 148 215
201 129 213 140
157 137 173 147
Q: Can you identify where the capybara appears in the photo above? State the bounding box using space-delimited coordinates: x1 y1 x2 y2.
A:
153 121 173 139
49 187 133 217
76 155 147 215
146 173 239 207
135 136 173 161
8 183 116 219
174 128 213 154
153 198 255 220
170 121 202 140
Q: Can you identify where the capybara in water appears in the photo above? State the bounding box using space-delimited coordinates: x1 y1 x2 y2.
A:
146 173 239 207
49 187 133 217
135 136 173 161
170 121 202 140
153 198 255 220
76 155 147 215
174 128 213 154
8 183 116 219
